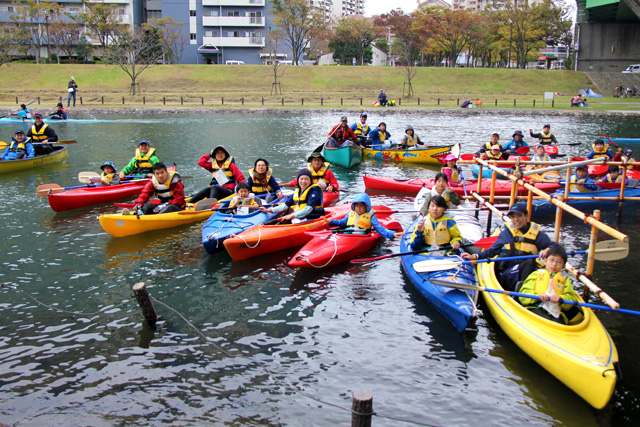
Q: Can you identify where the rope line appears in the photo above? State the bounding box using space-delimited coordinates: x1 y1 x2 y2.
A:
233 223 263 249
301 234 339 268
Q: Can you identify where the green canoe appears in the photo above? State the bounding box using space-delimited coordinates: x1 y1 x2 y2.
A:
323 144 363 169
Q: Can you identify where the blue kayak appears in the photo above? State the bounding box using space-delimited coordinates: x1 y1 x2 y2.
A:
531 187 640 215
0 117 114 123
471 164 511 180
400 216 479 332
611 138 640 144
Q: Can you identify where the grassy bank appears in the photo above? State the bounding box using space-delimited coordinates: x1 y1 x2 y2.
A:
0 63 638 111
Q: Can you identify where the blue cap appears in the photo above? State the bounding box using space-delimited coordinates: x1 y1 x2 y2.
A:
14 129 24 135
543 124 550 128
507 203 528 216
138 139 150 146
624 148 633 156
360 112 367 117
100 161 117 172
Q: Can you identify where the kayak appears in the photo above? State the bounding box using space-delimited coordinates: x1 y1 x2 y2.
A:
47 180 149 212
531 187 640 215
610 138 640 144
323 144 362 168
363 175 561 196
471 164 512 180
362 144 455 165
223 204 352 261
476 260 617 409
287 208 402 268
544 145 559 157
0 117 114 123
202 203 282 255
0 145 67 174
400 216 479 332
322 191 340 206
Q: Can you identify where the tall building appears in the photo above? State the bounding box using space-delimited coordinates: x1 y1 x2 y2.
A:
330 0 365 18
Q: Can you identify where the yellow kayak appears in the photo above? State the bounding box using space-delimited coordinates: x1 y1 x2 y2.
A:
476 261 618 409
362 144 454 165
0 145 67 174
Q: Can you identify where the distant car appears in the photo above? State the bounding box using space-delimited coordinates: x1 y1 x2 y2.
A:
622 64 640 73
225 60 245 65
278 60 303 66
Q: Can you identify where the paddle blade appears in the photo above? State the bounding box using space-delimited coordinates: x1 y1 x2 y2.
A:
194 198 218 211
473 236 498 249
58 139 78 144
413 259 463 273
0 141 7 149
451 143 461 159
594 240 629 261
460 154 475 161
430 278 482 291
36 184 63 197
78 171 100 183
515 146 530 155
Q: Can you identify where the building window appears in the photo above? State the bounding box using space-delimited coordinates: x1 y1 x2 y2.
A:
147 10 161 19
118 8 125 15
190 10 196 17
249 11 262 23
190 33 197 40
204 10 219 17
204 30 218 37
226 11 240 17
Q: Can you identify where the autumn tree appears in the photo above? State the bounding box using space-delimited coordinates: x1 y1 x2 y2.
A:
70 0 124 52
0 27 27 67
494 0 546 69
147 17 187 64
328 16 381 65
271 0 328 64
10 0 59 63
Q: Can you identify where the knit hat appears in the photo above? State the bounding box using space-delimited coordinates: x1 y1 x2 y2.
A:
296 168 313 186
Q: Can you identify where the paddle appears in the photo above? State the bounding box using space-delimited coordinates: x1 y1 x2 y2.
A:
599 132 619 149
515 146 530 155
431 278 640 316
78 171 191 183
36 183 95 197
313 122 342 153
556 143 582 147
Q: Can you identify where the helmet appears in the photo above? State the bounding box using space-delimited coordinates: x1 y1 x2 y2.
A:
624 148 633 156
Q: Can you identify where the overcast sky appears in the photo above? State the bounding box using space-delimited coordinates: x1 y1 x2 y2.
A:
365 0 422 17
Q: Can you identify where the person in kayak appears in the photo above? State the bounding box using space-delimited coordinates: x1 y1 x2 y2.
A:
262 169 324 223
321 193 403 238
419 172 460 212
127 162 185 215
529 124 558 146
587 139 613 160
599 164 629 185
351 112 371 147
368 122 392 149
247 158 283 200
410 195 462 254
119 140 159 179
613 147 639 171
90 161 121 186
398 125 424 150
190 145 246 204
478 144 509 161
1 130 34 161
461 202 559 291
287 152 339 193
503 130 529 151
13 104 32 120
518 245 582 325
227 182 261 214
526 145 561 182
48 103 68 120
27 113 58 155
326 116 359 148
570 165 598 191
476 132 508 157
441 154 463 186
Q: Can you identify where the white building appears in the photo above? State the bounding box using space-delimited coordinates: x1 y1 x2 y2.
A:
330 0 365 18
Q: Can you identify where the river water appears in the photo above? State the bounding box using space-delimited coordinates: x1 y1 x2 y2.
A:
1 111 639 426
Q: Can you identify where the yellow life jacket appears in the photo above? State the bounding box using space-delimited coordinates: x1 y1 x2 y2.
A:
211 156 236 184
248 167 273 193
540 131 553 144
231 196 260 208
430 187 451 206
503 222 540 255
30 123 49 142
292 183 322 212
422 215 454 246
346 210 373 229
605 173 623 183
569 175 591 192
378 131 387 143
307 162 330 185
532 269 568 297
485 151 503 161
591 142 609 158
620 155 636 170
152 170 180 200
441 166 460 183
9 137 30 152
354 122 370 136
101 172 116 183
484 141 496 151
135 147 156 170
404 134 417 147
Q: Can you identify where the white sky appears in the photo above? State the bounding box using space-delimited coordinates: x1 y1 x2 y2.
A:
365 0 421 17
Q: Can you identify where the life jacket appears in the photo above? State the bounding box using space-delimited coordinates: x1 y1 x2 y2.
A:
24 109 31 119
531 153 551 169
422 215 454 246
134 147 156 173
441 166 460 183
591 143 609 159
8 137 30 152
248 167 273 194
346 210 373 230
502 222 541 256
231 196 260 209
101 172 116 183
152 171 180 201
620 155 636 170
334 126 352 143
604 173 623 183
354 122 370 136
531 269 568 297
307 162 330 185
211 156 236 185
485 151 503 161
292 183 323 212
484 141 500 151
377 130 387 143
30 123 49 142
540 131 553 144
430 187 452 206
404 134 418 147
569 175 592 192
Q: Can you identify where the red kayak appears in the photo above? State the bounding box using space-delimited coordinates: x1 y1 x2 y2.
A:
460 153 529 167
288 211 402 268
571 156 640 180
47 180 150 212
363 175 561 196
544 145 559 157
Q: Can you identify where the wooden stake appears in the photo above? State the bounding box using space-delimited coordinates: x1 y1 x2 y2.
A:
351 390 373 427
133 282 158 328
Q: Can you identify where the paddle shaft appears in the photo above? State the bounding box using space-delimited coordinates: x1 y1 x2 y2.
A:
464 252 587 266
313 122 342 153
599 132 619 149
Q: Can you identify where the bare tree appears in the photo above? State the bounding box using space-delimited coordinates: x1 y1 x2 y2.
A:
147 17 187 64
264 30 286 94
271 0 328 64
10 0 49 63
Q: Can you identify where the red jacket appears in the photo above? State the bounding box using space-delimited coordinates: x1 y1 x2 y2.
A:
287 166 340 190
135 178 186 207
197 154 246 190
328 124 358 144
613 152 640 170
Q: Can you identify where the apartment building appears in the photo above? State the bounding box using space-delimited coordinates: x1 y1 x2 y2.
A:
330 0 365 18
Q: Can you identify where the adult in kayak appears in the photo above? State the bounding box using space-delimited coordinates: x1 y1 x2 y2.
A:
419 172 461 212
262 169 324 223
247 158 283 199
48 103 67 120
587 139 614 160
127 162 185 215
190 145 245 203
411 195 462 254
478 144 509 161
461 202 559 291
529 124 558 146
441 154 463 186
90 161 121 186
12 104 32 120
0 130 34 161
476 132 508 157
613 147 639 171
368 122 392 149
326 116 358 148
26 113 58 155
569 165 598 191
118 140 159 179
351 112 371 147
503 130 529 151
598 164 629 185
398 125 424 150
322 193 402 238
287 152 339 193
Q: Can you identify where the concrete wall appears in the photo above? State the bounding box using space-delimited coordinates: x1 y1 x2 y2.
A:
576 23 640 72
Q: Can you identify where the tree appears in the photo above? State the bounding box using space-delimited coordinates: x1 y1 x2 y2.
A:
271 0 328 64
374 37 389 54
49 18 81 63
70 0 123 52
264 30 286 94
10 0 55 64
328 16 381 65
75 36 93 63
495 0 545 69
147 17 187 64
0 27 26 67
106 26 164 95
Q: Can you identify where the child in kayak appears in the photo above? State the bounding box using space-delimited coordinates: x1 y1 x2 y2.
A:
598 164 629 185
411 195 462 253
262 169 324 223
126 162 185 215
518 245 582 324
227 182 261 214
90 161 121 186
419 172 460 212
321 193 402 238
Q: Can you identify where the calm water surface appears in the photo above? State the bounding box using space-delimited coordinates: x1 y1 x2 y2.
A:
1 111 640 426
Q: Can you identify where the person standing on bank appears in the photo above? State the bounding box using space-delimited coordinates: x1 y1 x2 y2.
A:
190 145 246 203
26 113 58 155
67 76 78 107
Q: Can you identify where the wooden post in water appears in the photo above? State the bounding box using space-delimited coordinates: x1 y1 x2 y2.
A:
584 210 601 300
618 166 628 217
351 390 373 427
133 282 157 328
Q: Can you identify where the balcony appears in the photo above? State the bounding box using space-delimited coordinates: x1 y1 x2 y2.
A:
202 35 265 47
202 16 264 27
202 0 265 6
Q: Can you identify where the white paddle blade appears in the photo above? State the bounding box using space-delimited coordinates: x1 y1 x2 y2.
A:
430 278 482 291
451 143 461 159
78 171 100 183
594 239 629 261
413 260 464 273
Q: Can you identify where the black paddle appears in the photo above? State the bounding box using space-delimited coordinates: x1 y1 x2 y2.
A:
313 121 341 153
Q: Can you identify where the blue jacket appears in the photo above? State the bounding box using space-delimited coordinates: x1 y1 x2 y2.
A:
587 149 614 160
15 109 31 120
368 127 391 147
246 175 281 195
283 184 324 219
1 137 35 160
328 193 396 239
503 138 529 151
